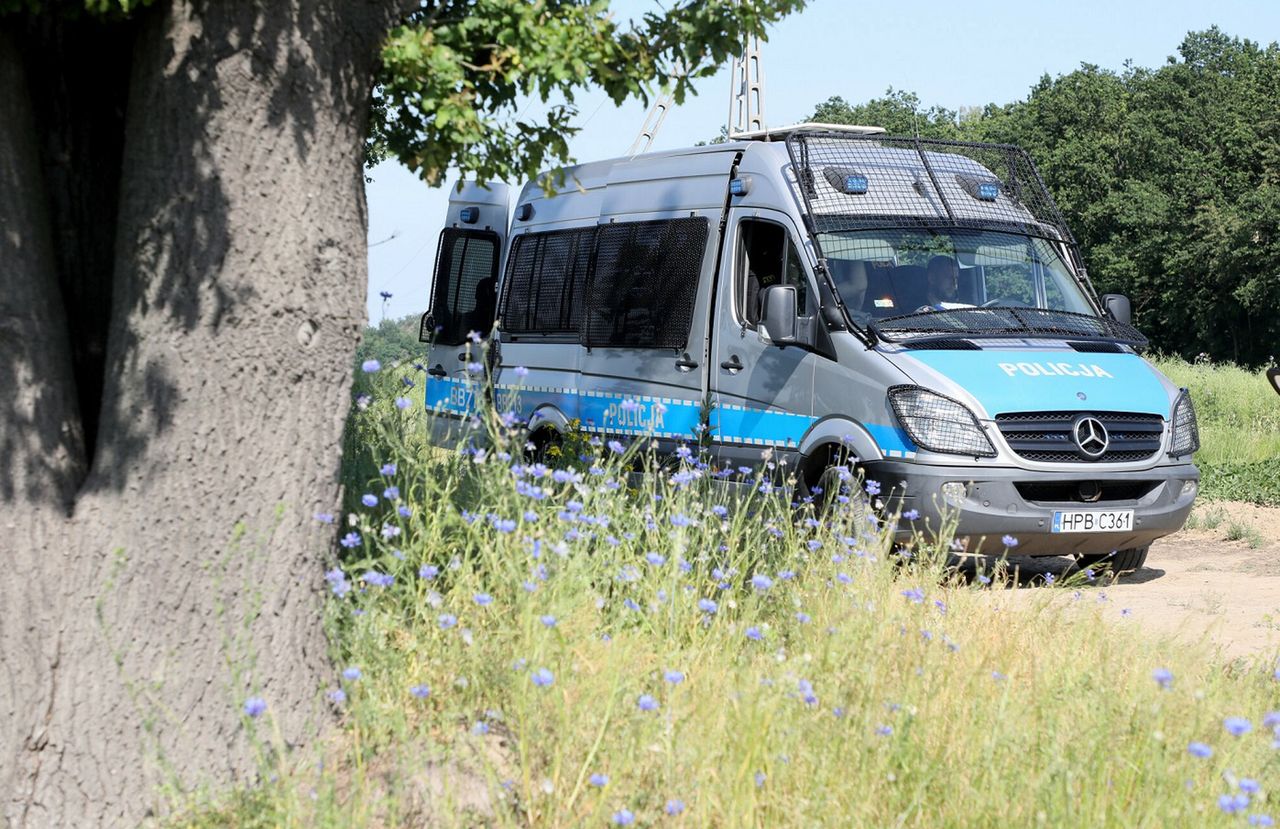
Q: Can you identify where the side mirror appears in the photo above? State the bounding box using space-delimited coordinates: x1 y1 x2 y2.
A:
1101 293 1131 325
759 285 797 345
419 311 435 343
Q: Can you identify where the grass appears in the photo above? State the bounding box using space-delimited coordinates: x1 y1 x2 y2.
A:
172 358 1280 827
1153 356 1280 506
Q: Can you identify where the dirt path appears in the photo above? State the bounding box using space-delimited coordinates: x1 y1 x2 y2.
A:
984 501 1280 661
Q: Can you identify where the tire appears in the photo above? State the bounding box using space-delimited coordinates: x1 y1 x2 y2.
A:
1076 546 1149 575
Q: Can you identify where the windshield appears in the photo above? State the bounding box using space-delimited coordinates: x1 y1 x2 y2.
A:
817 228 1094 324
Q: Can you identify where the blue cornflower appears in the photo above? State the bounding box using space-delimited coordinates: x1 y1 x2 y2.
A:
474 593 493 606
645 551 666 566
1221 794 1250 814
796 611 811 623
865 480 881 496
1152 668 1173 689
698 598 718 614
493 518 516 533
623 598 641 612
751 573 773 591
361 493 378 507
471 722 489 735
327 689 346 704
903 509 920 520
466 361 483 375
612 809 634 826
397 505 411 518
243 697 266 718
363 570 394 588
438 614 457 630
778 569 795 581
1249 815 1274 827
1225 717 1253 736
1240 779 1261 795
670 513 691 527
361 359 381 373
745 626 763 641
637 694 659 711
589 772 608 787
806 539 822 552
339 532 361 549
1188 741 1213 758
876 724 892 736
313 512 335 524
342 666 361 681
419 564 439 580
901 587 925 604
1002 534 1019 548
540 615 557 627
665 799 685 815
531 668 554 688
754 771 766 788
513 365 529 378
712 504 728 517
608 440 625 454
409 684 430 699
324 568 350 598
380 462 397 476
383 486 400 500
395 397 412 410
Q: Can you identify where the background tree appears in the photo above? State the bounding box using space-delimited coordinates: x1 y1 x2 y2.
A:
812 29 1280 365
0 1 804 825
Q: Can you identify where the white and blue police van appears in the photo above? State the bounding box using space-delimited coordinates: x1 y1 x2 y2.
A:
419 125 1200 572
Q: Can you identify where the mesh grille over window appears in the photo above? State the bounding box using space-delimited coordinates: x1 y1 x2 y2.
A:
581 217 709 349
500 227 594 334
430 229 499 346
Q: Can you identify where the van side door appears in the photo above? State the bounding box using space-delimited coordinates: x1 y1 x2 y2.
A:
711 210 819 470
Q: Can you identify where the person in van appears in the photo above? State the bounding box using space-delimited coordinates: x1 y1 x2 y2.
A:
461 276 497 339
916 254 972 312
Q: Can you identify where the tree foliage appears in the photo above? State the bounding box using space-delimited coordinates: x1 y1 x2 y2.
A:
810 28 1280 366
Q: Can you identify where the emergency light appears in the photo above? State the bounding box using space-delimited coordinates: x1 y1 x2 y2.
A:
823 166 869 195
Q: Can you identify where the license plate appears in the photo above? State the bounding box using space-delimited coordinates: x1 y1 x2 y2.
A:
1051 509 1134 533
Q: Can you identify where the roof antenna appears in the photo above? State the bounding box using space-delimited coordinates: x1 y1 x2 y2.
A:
727 34 766 139
628 73 679 156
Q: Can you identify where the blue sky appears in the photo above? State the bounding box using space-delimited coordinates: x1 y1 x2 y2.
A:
366 0 1280 323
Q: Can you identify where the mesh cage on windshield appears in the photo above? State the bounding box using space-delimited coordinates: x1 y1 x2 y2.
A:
430 229 500 346
500 227 595 334
785 133 1074 245
581 217 709 349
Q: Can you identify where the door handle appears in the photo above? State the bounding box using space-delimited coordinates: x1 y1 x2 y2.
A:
675 354 699 371
720 355 743 373
427 364 447 378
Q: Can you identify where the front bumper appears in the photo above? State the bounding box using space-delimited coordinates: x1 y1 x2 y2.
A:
864 460 1199 556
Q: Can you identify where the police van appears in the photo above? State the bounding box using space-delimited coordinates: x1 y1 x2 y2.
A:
420 126 1200 571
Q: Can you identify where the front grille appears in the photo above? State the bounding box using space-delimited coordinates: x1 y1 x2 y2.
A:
1014 480 1162 504
995 411 1164 463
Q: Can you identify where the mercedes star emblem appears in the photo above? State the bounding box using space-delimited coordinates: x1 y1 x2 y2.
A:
1072 415 1110 460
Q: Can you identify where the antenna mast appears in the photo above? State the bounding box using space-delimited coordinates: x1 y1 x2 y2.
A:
627 87 676 156
727 35 766 138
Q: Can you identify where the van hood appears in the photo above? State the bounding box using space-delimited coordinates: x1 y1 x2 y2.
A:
893 350 1172 418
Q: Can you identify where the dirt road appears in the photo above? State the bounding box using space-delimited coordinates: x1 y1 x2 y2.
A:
988 501 1280 660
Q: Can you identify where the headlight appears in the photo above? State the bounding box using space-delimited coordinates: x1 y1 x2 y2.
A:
888 386 996 457
1169 389 1199 458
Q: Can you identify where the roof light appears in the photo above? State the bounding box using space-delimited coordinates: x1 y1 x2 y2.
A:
459 206 480 224
515 203 534 221
956 174 1002 202
729 176 753 196
822 166 869 195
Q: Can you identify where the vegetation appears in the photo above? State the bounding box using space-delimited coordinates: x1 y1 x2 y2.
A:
811 27 1280 367
174 356 1280 826
1154 356 1280 506
356 315 428 373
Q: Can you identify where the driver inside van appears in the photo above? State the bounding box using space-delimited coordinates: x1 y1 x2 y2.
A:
916 255 973 312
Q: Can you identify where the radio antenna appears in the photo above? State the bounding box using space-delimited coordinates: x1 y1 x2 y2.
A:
727 35 766 138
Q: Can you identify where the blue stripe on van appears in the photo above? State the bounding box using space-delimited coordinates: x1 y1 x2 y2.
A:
424 376 916 458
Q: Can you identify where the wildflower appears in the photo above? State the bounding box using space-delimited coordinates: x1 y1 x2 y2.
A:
381 524 401 539
901 587 925 604
796 611 811 624
664 670 685 685
1225 717 1253 736
608 440 625 454
637 694 659 712
1240 779 1261 795
612 810 634 826
1188 741 1213 758
361 359 381 373
589 773 608 787
1002 534 1019 548
493 518 516 533
314 512 335 524
903 509 920 520
474 593 493 606
361 493 378 507
665 799 685 815
355 393 371 408
745 626 763 641
342 667 361 681
992 671 1007 681
383 486 400 500
671 513 691 527
419 564 439 580
395 396 412 410
1221 794 1250 814
876 724 892 736
438 614 457 630
410 684 430 699
1249 815 1274 827
324 568 350 598
472 722 489 735
327 689 346 704
977 574 991 585
466 361 483 374
339 532 361 549
531 668 554 688
243 697 267 718
865 480 881 496
1152 668 1173 689
751 573 773 592
754 771 766 787
798 679 818 705
712 504 728 518
645 551 666 566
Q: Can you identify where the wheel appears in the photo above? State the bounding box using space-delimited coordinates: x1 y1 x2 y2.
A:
1076 546 1149 575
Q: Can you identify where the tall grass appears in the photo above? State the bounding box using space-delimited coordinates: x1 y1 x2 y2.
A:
1153 357 1280 505
175 359 1280 827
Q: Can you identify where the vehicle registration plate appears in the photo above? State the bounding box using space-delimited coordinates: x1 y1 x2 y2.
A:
1051 509 1134 533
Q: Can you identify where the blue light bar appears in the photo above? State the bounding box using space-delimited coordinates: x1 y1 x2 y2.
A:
729 176 753 196
843 174 869 195
822 166 869 196
459 206 480 224
977 182 1000 201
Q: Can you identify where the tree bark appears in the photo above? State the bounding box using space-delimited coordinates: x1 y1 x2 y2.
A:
1 2 402 825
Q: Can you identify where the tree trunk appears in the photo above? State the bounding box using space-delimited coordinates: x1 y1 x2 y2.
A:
0 2 402 824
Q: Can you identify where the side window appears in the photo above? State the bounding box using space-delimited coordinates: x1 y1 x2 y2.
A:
500 227 594 335
426 228 499 346
737 219 809 326
582 217 709 348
